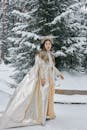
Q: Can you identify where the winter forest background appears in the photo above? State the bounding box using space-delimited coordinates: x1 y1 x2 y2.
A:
0 0 87 83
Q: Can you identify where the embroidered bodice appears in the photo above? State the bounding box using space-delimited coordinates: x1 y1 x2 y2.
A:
35 51 61 83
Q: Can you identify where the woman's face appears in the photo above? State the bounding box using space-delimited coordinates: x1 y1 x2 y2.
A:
44 40 52 51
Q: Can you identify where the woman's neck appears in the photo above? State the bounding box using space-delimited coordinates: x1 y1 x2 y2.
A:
47 50 51 53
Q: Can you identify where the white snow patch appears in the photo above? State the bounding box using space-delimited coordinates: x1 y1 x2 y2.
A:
55 70 87 90
54 94 87 104
0 61 15 94
0 91 10 112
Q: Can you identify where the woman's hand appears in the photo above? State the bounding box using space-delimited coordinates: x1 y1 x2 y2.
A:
41 78 46 86
60 73 64 80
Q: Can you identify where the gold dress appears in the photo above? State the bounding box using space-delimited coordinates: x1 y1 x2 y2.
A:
0 51 61 129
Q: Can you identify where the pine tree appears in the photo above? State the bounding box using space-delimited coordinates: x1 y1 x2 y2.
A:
5 0 87 83
0 0 3 62
0 0 14 63
35 0 57 35
50 0 87 71
1 0 10 61
8 0 40 83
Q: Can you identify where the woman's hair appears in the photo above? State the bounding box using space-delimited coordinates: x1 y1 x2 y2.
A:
40 39 53 51
35 37 55 64
35 49 55 64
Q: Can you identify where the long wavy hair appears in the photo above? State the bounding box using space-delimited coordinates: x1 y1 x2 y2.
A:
40 39 53 51
36 39 55 64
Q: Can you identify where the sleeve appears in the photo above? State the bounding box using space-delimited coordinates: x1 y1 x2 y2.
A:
35 54 46 79
53 65 61 77
35 55 40 67
34 54 40 77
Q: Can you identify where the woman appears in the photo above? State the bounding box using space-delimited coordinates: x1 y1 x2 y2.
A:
0 36 64 129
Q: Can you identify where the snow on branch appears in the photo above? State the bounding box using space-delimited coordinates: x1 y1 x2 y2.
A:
15 31 40 40
51 1 87 24
12 24 28 31
12 10 31 20
55 51 66 57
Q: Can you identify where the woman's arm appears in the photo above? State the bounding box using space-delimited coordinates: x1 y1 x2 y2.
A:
53 66 64 80
53 65 61 76
35 54 46 86
34 54 40 77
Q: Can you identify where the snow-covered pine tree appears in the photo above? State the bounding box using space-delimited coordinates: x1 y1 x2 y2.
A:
50 0 87 72
62 0 87 71
0 0 5 61
8 0 61 83
4 0 16 64
35 0 58 36
0 0 3 62
8 0 40 83
33 0 80 70
1 0 10 62
6 0 87 83
0 0 14 64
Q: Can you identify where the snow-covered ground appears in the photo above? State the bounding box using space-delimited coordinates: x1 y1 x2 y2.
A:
54 70 87 104
55 70 87 90
1 102 87 130
54 94 87 104
0 61 87 105
0 91 10 112
0 62 87 130
0 90 87 130
0 61 15 95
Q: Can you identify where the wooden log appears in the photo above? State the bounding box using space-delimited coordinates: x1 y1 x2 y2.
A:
55 89 87 95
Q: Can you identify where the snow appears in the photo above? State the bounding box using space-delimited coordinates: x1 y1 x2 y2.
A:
51 1 87 24
0 91 10 112
0 61 87 130
0 41 3 45
0 94 87 130
15 31 40 40
54 70 87 104
12 24 28 32
65 47 76 54
0 62 87 103
12 10 31 20
71 37 87 46
0 61 15 95
23 42 36 48
54 51 66 57
0 61 87 107
81 6 87 12
54 94 87 104
7 37 20 43
56 70 87 90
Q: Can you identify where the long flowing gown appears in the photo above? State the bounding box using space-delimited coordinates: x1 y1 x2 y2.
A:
0 51 61 129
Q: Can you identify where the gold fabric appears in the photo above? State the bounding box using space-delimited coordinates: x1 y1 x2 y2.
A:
46 75 56 119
